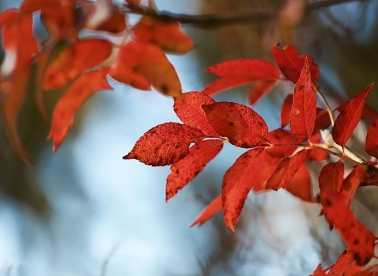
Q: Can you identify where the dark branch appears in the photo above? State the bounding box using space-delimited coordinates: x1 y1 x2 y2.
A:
123 0 368 28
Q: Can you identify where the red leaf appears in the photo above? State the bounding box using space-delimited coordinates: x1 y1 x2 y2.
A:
124 123 205 166
307 133 329 161
109 41 182 97
133 16 194 54
190 195 222 227
43 39 113 90
266 128 297 158
173 92 219 136
342 166 367 204
328 251 361 276
332 83 374 148
266 150 307 190
314 107 331 133
271 43 319 84
202 59 279 104
319 162 376 265
222 148 266 231
286 163 316 202
203 102 269 148
337 101 378 121
310 264 326 276
0 9 18 27
365 116 378 159
47 68 113 151
290 58 317 140
166 139 224 201
280 94 293 128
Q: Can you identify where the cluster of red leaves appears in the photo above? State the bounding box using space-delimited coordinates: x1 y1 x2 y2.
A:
125 44 378 273
0 0 193 162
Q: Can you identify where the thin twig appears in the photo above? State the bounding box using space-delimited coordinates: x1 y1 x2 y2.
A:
100 243 121 276
123 0 368 28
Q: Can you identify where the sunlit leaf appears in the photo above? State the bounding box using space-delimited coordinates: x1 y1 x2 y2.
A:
332 83 374 148
124 123 205 166
190 195 222 227
290 58 317 140
203 101 269 148
109 41 182 97
166 139 223 201
173 92 219 136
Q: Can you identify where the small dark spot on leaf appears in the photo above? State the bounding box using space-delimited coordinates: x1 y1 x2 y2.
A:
353 239 360 245
160 84 169 94
229 122 234 127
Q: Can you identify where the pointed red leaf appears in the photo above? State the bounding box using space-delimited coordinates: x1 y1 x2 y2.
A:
280 94 293 128
310 264 326 276
222 148 266 231
342 166 366 204
133 16 194 54
319 162 376 265
190 196 222 227
203 102 269 148
290 58 317 140
202 59 279 104
173 92 219 136
365 116 378 159
124 123 205 166
266 129 297 158
166 139 224 201
333 83 374 147
47 68 113 151
286 162 316 202
43 39 113 90
337 101 378 121
272 43 319 84
266 150 307 190
109 41 181 97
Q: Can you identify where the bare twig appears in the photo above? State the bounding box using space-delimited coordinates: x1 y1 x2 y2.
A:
123 0 368 28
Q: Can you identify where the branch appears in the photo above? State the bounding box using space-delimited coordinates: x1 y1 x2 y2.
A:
123 0 368 28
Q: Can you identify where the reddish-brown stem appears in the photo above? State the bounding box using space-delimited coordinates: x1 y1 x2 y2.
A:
313 84 335 126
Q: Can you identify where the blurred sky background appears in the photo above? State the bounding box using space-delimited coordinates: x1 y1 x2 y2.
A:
0 0 378 275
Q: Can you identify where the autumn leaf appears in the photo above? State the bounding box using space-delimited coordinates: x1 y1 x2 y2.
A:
266 128 297 158
319 162 376 265
307 133 329 161
337 101 378 121
281 94 293 128
332 83 374 148
0 8 18 27
314 108 331 133
109 41 182 97
43 39 113 90
166 139 224 201
310 264 326 276
173 92 219 136
203 102 269 148
124 123 205 166
290 58 317 140
133 16 194 54
202 59 279 104
272 43 319 84
47 68 113 151
328 251 362 276
286 162 316 202
222 148 266 231
342 166 367 205
365 116 378 159
190 195 222 227
266 150 307 190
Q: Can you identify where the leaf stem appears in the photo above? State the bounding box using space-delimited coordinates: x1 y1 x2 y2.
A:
313 84 335 126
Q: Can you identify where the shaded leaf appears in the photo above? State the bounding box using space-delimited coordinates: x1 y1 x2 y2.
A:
173 92 219 136
124 123 205 166
342 166 367 205
0 8 18 27
222 148 266 231
266 128 297 158
202 59 279 104
190 196 222 227
203 101 269 148
266 150 307 190
290 58 317 140
281 93 293 128
286 163 316 202
332 83 374 148
47 68 113 151
272 43 319 84
43 38 113 90
166 139 223 201
133 16 194 54
337 101 378 122
314 107 331 133
109 41 181 97
307 133 329 161
365 116 378 159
